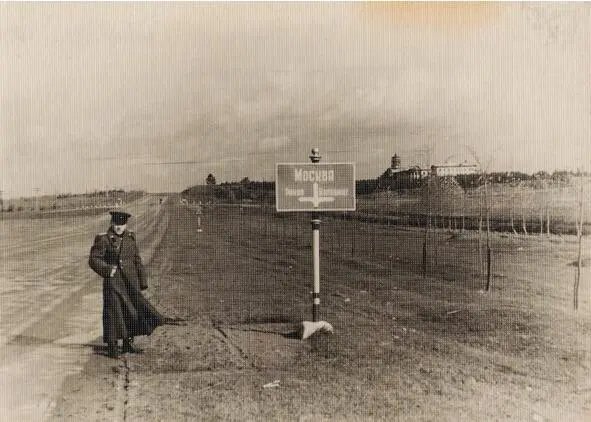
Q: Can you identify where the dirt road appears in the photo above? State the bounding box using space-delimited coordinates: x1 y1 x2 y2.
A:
0 196 165 421
3 196 591 421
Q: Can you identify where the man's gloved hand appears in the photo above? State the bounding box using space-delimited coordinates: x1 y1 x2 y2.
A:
110 266 117 277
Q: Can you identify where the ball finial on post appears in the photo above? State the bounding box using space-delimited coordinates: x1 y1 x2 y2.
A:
309 148 322 163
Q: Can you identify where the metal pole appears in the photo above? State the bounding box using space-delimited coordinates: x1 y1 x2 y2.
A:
309 147 322 322
312 218 321 322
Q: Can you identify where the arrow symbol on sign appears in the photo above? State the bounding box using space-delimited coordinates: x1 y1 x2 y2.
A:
298 183 335 208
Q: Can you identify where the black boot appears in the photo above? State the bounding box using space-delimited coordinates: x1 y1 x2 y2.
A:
122 337 143 354
107 342 119 359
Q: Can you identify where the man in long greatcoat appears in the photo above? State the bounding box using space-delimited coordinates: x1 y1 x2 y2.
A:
89 210 167 358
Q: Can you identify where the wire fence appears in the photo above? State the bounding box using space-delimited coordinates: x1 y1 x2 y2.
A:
356 179 591 236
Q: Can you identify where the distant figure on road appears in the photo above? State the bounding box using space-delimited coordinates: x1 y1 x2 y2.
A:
89 210 178 359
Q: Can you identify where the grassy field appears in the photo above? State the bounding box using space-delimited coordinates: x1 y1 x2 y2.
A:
50 197 591 421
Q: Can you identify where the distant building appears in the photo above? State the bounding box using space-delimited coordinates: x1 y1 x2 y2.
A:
379 154 478 190
379 154 430 190
430 163 479 177
383 166 430 180
391 154 402 170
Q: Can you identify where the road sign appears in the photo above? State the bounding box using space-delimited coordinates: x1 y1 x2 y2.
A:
275 163 356 212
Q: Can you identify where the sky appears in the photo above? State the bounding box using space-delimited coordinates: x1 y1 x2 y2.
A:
1 2 590 198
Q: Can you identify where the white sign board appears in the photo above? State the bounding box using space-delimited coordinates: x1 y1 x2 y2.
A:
275 163 356 212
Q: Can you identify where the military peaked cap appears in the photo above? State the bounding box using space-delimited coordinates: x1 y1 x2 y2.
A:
109 210 132 225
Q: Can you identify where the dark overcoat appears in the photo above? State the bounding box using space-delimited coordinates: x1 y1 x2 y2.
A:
89 228 165 344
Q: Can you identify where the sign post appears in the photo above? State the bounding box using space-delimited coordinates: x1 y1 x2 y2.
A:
309 148 322 322
276 148 355 322
311 217 321 321
195 201 203 232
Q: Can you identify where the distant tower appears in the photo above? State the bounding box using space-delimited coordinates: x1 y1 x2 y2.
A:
391 154 401 170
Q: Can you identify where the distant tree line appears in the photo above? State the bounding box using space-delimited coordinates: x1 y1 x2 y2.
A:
57 189 128 199
182 177 275 203
356 179 379 195
455 170 579 189
183 176 380 203
215 179 275 203
1 190 144 213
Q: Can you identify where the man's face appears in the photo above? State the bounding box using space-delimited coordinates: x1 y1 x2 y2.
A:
112 224 127 235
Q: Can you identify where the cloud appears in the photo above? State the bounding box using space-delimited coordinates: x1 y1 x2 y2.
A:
0 3 589 196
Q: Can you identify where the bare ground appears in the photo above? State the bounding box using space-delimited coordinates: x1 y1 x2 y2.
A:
45 198 591 421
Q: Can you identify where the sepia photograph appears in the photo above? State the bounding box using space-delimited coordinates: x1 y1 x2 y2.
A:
0 2 590 421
